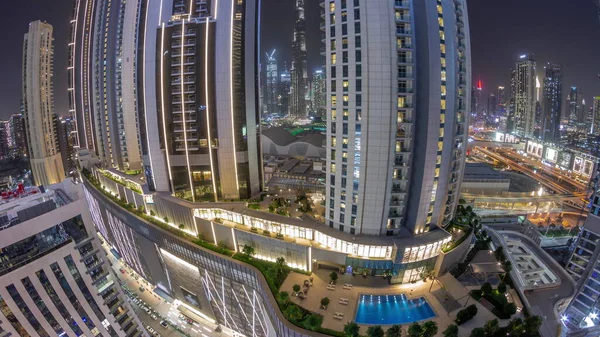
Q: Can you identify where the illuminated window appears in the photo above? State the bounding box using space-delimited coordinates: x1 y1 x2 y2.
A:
330 14 336 24
331 109 337 120
331 53 337 64
332 95 337 106
331 40 336 50
439 31 445 41
440 44 446 54
441 70 446 81
441 85 446 97
343 95 349 106
435 168 440 178
343 80 349 91
441 99 446 109
330 164 336 173
342 38 348 49
331 137 337 146
440 114 445 124
439 128 444 137
235 13 242 20
329 2 335 12
441 58 446 67
437 4 442 14
438 17 444 27
342 137 349 147
343 110 349 118
397 96 406 108
199 139 208 147
396 141 401 152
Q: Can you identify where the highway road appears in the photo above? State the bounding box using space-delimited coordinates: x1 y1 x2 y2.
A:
474 147 588 211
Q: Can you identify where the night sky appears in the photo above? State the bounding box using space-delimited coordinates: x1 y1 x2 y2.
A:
1 0 599 120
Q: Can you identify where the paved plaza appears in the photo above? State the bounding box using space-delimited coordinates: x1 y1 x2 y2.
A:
281 268 507 336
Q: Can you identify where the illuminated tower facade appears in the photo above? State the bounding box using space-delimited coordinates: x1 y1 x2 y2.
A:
324 0 470 235
541 63 562 142
22 21 66 186
508 54 536 137
154 0 262 201
290 0 309 118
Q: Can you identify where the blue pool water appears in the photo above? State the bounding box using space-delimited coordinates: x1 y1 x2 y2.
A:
355 294 436 325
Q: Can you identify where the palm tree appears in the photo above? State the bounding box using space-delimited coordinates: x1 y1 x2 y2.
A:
344 322 360 337
386 325 402 337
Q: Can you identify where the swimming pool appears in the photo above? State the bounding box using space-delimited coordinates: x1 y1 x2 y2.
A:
355 294 436 325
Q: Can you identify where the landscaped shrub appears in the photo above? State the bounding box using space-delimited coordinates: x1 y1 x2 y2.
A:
455 304 478 325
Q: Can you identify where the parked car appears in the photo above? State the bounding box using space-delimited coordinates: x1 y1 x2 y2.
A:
159 320 168 328
151 314 158 321
146 326 155 334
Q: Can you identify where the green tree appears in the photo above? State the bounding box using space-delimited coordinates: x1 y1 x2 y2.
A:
386 324 402 337
284 304 303 321
407 323 422 337
469 327 485 337
320 297 330 308
178 224 185 229
343 321 360 337
421 321 438 337
506 318 525 336
503 302 517 316
497 282 507 294
442 324 458 337
276 257 286 267
292 284 301 293
481 282 492 295
163 217 169 223
367 326 384 337
524 316 543 333
242 244 255 257
278 291 290 303
329 271 338 283
303 314 322 330
483 319 499 336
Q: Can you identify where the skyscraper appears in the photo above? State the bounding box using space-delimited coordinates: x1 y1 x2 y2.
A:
8 114 27 157
91 0 142 171
568 86 584 127
22 21 66 186
279 68 291 115
289 0 309 118
0 180 144 336
69 0 97 152
0 121 9 159
497 85 506 115
562 175 600 334
312 68 326 117
154 0 261 201
487 93 497 116
592 97 600 135
542 63 562 142
265 50 279 115
324 0 470 236
508 54 536 138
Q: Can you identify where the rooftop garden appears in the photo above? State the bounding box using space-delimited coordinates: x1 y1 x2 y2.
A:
82 168 337 336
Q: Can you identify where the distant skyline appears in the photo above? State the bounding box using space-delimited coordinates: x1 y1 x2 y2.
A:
0 1 72 121
468 0 600 110
1 0 600 121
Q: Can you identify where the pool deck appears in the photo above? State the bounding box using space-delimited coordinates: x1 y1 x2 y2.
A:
281 269 510 336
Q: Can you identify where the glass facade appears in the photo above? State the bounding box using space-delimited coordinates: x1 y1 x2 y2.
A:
0 215 87 277
6 284 50 337
21 277 65 336
36 269 85 336
0 293 28 337
50 262 98 332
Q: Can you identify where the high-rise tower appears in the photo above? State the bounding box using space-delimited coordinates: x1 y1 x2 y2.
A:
508 54 536 137
91 0 143 171
22 21 66 186
154 0 261 201
324 0 470 236
265 50 279 115
69 0 97 152
312 68 326 117
290 0 309 118
541 63 562 142
279 68 292 115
